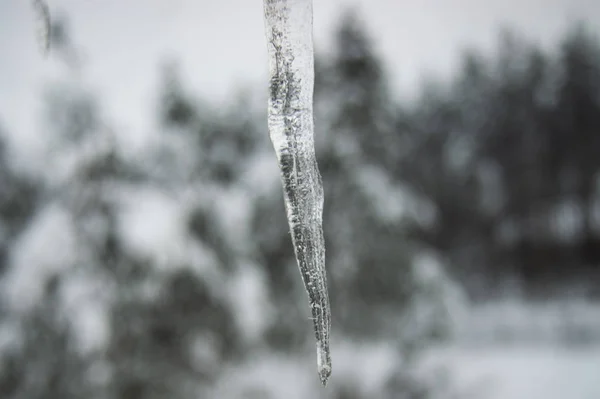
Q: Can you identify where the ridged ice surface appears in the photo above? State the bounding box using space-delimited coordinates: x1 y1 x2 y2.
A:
263 0 331 386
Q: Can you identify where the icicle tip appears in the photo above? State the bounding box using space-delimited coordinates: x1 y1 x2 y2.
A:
316 342 331 386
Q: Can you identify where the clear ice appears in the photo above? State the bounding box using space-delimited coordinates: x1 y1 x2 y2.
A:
263 0 331 386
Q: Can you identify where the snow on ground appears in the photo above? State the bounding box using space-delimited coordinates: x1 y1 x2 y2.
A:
423 344 600 399
210 341 402 399
210 336 600 399
455 300 600 346
421 300 600 399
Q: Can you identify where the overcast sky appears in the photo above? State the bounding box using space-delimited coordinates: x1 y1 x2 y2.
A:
1 0 600 161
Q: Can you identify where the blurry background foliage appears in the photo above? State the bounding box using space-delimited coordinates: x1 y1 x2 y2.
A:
1 6 600 399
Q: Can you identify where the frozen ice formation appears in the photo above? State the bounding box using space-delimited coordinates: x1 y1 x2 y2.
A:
263 0 332 386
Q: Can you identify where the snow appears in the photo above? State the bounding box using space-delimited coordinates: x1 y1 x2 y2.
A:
210 341 401 399
355 163 438 227
239 151 281 197
3 204 78 311
421 300 600 398
455 300 600 346
226 262 273 343
4 203 109 353
355 164 410 222
212 353 316 399
117 188 217 274
211 186 254 252
423 345 600 399
59 270 111 354
409 252 468 339
207 332 600 399
118 189 186 263
330 340 400 395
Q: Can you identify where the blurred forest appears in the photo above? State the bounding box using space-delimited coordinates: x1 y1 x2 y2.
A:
1 8 600 399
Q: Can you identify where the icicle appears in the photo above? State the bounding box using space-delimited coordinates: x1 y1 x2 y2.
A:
262 0 331 386
31 0 51 56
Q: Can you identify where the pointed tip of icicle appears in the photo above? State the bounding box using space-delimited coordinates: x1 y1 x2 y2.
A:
316 342 331 386
318 363 331 386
